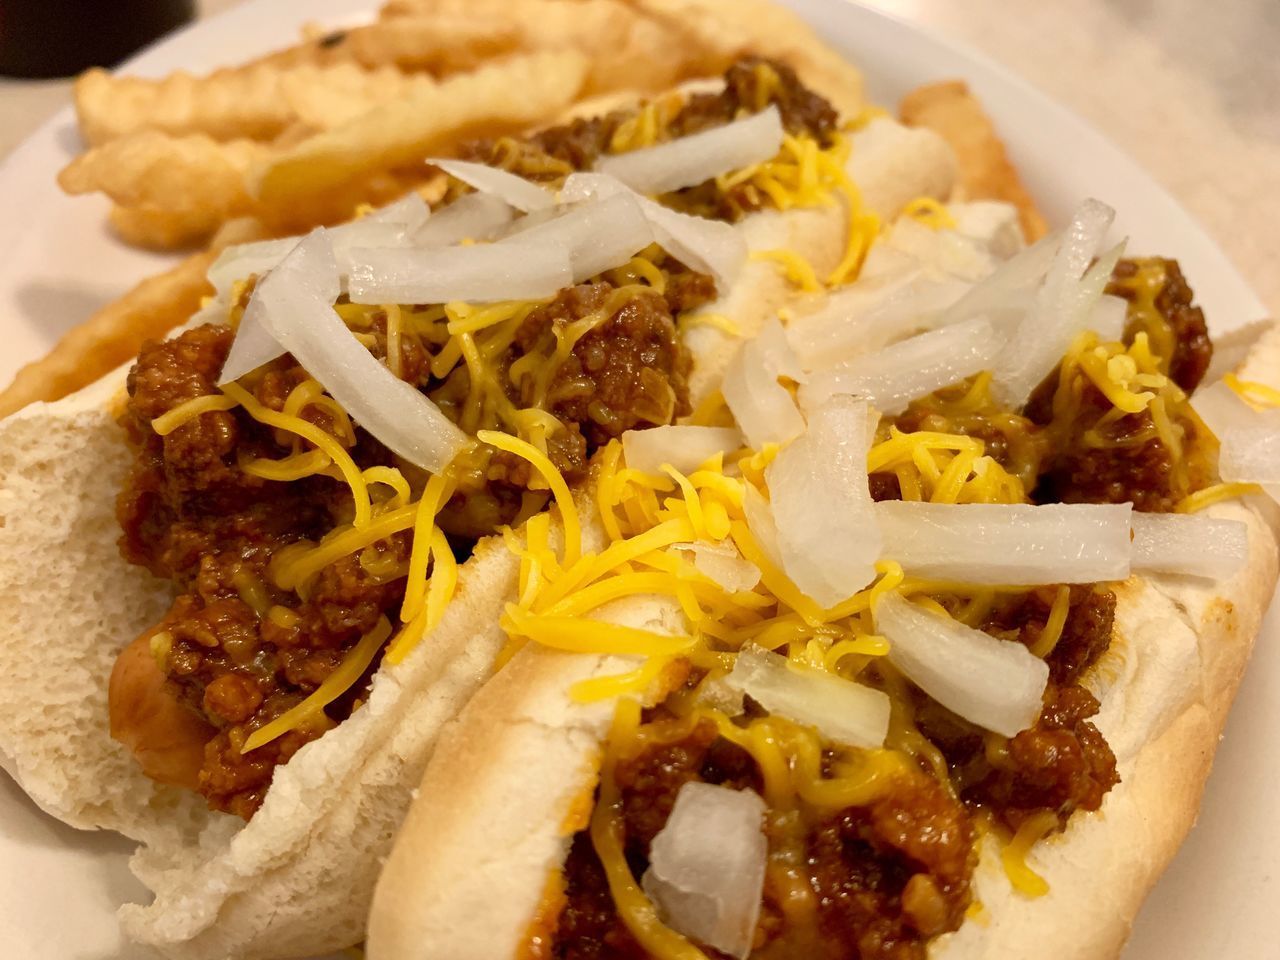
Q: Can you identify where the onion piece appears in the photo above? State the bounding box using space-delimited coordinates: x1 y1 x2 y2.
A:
948 200 1026 259
671 540 761 593
1131 512 1248 579
1220 427 1280 485
721 318 806 449
1190 382 1280 486
208 195 431 299
249 229 468 472
1089 293 1129 342
881 217 995 282
875 500 1133 584
1189 380 1254 438
562 172 746 288
991 199 1120 405
641 782 767 960
787 267 971 370
622 425 742 475
219 296 284 384
413 192 516 246
934 229 1060 330
876 592 1048 737
345 238 573 304
597 105 784 196
428 158 554 212
799 318 1002 415
509 193 655 282
724 644 891 749
766 396 880 606
208 236 299 299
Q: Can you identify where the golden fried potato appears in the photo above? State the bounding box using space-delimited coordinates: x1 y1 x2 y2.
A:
109 204 224 250
277 63 446 131
266 16 524 74
252 50 590 231
0 250 218 417
58 130 266 224
899 79 1048 241
75 65 300 145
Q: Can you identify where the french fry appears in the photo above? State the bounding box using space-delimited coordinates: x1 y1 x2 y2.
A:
58 131 267 221
0 251 216 416
74 65 301 145
899 79 1049 241
252 50 590 231
277 64 447 132
109 204 224 250
379 0 689 96
267 16 524 74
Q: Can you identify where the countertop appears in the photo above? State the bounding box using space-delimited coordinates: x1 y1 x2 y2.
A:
2 0 1275 316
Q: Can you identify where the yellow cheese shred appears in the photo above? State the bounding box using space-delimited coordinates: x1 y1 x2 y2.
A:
1000 810 1059 897
222 382 373 528
241 615 392 754
150 394 240 436
479 430 581 568
901 196 957 231
591 699 710 960
750 248 823 292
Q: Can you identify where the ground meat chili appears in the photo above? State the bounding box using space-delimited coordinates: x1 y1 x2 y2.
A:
1027 257 1215 511
117 262 695 816
551 720 974 960
455 56 838 222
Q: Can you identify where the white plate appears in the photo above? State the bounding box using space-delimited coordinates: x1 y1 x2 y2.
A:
1 1 1274 957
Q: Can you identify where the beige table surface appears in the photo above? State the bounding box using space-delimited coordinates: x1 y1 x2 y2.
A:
1 0 1276 316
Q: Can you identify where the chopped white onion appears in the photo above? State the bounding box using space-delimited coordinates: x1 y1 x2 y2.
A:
766 396 880 606
1203 320 1272 385
208 236 299 298
412 192 516 246
799 317 1002 415
721 318 807 448
428 158 554 212
248 229 467 473
671 540 762 593
787 268 972 370
562 172 746 288
641 782 767 960
1089 293 1129 342
208 195 430 299
597 105 784 196
1190 382 1280 487
876 592 1048 737
621 425 743 475
1189 380 1254 439
218 296 284 384
882 217 995 282
1131 512 1248 579
510 193 655 282
991 199 1120 405
345 239 573 304
948 200 1026 259
1220 427 1280 485
875 500 1133 584
359 192 431 228
934 229 1060 330
724 644 891 749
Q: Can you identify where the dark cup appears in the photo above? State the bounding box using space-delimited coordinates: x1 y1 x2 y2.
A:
0 0 195 78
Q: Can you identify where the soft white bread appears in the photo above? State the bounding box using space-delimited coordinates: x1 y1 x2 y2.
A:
368 329 1280 959
0 373 207 848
